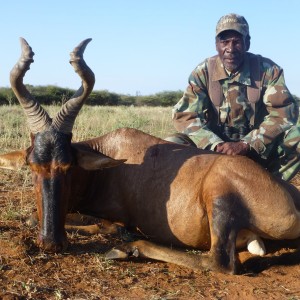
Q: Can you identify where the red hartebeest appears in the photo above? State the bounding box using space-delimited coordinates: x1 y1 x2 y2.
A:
1 38 300 274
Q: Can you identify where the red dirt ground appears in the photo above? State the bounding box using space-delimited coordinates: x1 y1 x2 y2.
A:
1 170 300 299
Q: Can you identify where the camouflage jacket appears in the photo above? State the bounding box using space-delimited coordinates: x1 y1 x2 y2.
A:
172 52 299 159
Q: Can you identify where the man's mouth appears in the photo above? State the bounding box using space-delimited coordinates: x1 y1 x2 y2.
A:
225 56 237 62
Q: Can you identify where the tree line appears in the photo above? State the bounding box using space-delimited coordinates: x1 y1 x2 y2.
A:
0 85 299 107
0 85 183 107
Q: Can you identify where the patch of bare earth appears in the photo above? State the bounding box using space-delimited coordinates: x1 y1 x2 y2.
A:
1 170 300 299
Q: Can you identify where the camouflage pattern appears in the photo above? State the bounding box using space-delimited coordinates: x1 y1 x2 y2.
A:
276 126 300 181
216 13 249 38
171 52 300 181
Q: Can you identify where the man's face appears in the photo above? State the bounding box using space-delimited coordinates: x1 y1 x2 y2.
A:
216 30 247 72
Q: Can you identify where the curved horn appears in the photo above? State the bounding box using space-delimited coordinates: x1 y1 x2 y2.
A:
10 37 51 134
52 38 95 133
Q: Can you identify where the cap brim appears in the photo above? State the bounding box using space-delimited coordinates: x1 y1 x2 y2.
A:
216 23 247 37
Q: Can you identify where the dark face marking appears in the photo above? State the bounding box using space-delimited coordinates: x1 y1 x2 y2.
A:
27 128 73 251
29 129 73 165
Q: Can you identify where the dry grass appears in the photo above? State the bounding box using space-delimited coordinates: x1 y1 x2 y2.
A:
0 104 174 223
1 105 300 299
0 105 174 152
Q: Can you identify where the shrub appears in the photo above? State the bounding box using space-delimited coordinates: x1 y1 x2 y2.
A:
0 85 183 107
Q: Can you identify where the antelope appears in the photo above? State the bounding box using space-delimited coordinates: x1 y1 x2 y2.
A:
1 38 300 274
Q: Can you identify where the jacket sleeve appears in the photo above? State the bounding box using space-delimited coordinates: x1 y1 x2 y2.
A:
242 65 299 158
172 61 224 150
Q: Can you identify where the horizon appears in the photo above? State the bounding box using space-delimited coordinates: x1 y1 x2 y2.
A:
1 1 300 96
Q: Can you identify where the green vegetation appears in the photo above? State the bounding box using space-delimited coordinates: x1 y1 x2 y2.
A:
1 84 299 151
0 85 183 107
0 105 174 151
0 85 181 151
1 85 299 107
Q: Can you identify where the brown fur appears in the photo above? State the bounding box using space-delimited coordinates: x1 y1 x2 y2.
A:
2 37 300 274
2 127 300 274
72 129 300 273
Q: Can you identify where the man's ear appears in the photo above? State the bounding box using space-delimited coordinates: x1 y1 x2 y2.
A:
245 35 251 51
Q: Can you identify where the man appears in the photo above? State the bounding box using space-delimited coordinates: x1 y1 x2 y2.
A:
166 13 300 181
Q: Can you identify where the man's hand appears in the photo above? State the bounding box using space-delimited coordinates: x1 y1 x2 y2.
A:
215 141 250 156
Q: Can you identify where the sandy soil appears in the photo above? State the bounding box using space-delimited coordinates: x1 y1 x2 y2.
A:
1 170 300 300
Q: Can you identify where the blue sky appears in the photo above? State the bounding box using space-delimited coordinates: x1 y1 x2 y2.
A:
1 1 300 96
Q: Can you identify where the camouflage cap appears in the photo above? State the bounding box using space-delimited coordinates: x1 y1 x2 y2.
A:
216 13 249 37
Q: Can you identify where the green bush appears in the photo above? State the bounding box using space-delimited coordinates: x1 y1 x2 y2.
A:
0 87 17 105
2 85 298 108
0 85 184 107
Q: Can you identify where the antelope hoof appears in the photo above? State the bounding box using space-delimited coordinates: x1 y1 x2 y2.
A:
105 245 140 260
105 248 129 260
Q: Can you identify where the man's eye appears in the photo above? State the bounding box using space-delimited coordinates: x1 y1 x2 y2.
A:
234 40 242 46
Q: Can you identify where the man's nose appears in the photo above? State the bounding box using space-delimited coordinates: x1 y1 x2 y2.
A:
226 41 234 52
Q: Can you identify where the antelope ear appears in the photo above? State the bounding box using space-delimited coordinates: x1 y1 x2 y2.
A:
0 150 28 170
73 147 126 171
